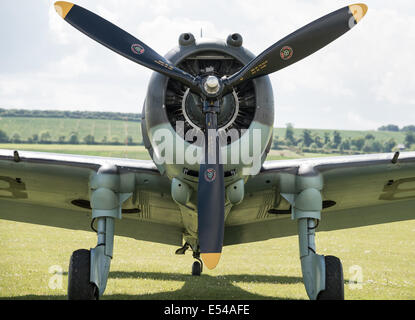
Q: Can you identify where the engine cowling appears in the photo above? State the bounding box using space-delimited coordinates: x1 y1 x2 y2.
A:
142 33 275 186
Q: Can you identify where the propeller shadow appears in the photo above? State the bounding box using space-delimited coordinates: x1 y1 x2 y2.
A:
103 271 303 300
0 271 305 300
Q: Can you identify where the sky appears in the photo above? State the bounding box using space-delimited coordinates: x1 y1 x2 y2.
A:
0 0 414 130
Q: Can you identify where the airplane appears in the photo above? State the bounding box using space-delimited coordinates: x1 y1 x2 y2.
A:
1 1 414 300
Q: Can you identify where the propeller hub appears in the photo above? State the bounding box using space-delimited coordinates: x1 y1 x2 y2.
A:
203 76 220 95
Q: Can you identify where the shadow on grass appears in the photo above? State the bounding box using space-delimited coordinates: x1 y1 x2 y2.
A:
0 271 306 300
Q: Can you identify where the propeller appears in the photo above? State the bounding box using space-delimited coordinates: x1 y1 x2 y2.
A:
222 3 368 92
53 1 199 92
54 2 368 269
197 98 225 270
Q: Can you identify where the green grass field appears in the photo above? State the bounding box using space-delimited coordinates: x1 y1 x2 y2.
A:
0 117 143 144
273 127 406 144
1 144 415 300
0 143 338 161
0 116 406 146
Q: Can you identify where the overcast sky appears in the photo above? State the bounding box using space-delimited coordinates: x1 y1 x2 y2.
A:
0 0 414 130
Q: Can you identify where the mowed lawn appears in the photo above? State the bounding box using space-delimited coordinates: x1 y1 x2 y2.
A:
1 144 415 300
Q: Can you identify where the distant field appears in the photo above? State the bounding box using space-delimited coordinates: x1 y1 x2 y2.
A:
0 144 339 161
273 127 406 144
0 116 406 147
0 144 152 160
0 117 143 144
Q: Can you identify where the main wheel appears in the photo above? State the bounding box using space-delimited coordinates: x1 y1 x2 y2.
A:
192 261 202 276
68 249 98 300
317 255 344 300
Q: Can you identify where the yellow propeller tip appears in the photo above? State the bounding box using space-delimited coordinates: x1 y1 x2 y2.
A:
54 1 74 19
201 253 221 270
349 3 368 23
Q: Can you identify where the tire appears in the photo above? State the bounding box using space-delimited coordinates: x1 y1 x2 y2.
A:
192 261 202 276
317 255 344 300
68 249 98 300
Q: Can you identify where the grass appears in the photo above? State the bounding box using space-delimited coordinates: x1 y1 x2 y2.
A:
1 144 415 300
0 117 143 144
1 116 406 146
1 219 415 300
273 127 406 144
0 144 336 161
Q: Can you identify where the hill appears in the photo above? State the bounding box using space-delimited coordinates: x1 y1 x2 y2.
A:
0 117 143 145
0 113 413 152
273 127 406 145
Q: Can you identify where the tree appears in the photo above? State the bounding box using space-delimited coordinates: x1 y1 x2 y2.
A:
40 131 51 143
365 133 375 140
11 133 21 143
372 141 383 152
0 129 9 143
313 135 323 148
58 136 66 144
285 123 296 146
31 133 39 143
83 134 95 145
302 129 313 147
339 139 351 152
405 132 415 148
69 132 79 144
332 131 342 148
383 138 396 152
362 140 373 152
351 137 365 150
378 124 399 132
323 132 331 145
402 125 415 132
125 135 133 145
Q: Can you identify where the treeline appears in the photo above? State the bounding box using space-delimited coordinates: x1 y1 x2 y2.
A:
0 108 142 122
273 124 415 154
0 130 142 146
378 124 415 132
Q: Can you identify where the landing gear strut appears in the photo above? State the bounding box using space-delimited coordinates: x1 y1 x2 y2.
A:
175 242 204 276
282 169 344 300
67 164 134 300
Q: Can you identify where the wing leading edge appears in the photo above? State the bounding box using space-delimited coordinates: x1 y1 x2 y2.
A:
224 152 415 245
0 149 183 246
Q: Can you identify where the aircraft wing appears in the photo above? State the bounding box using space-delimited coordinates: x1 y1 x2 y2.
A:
2 149 415 248
224 151 415 245
0 149 184 246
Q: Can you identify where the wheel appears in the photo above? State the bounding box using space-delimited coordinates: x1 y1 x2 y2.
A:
68 249 99 300
192 261 202 276
317 255 344 300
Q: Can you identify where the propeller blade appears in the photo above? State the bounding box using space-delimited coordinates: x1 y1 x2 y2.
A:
197 109 225 270
224 3 368 89
54 1 199 91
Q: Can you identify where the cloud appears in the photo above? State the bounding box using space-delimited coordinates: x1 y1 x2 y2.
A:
1 0 415 131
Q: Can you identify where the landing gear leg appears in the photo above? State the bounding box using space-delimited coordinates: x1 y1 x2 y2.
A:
67 165 133 300
283 173 344 300
297 217 343 300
